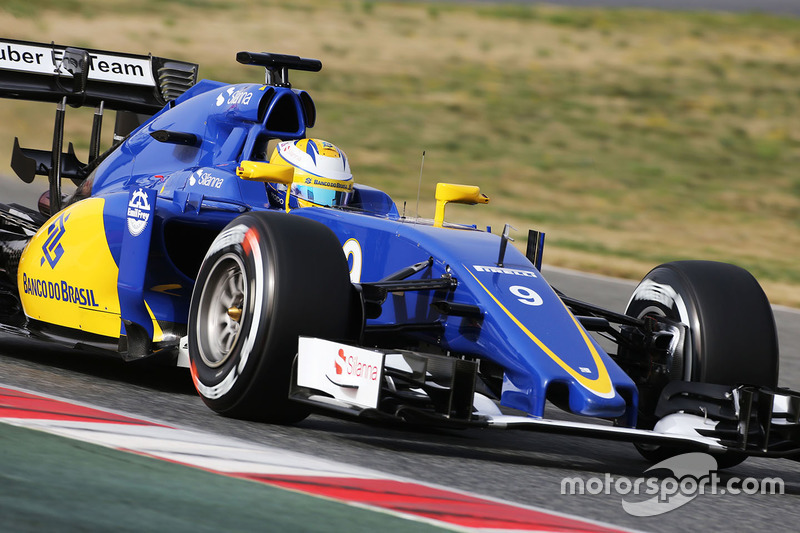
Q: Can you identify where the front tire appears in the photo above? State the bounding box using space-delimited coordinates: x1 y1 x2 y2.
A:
626 261 778 467
188 211 359 423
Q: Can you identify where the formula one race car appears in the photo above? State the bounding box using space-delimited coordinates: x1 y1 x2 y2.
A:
1 38 798 467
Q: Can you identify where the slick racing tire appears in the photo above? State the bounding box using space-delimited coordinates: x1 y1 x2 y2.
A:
625 261 778 468
188 211 360 423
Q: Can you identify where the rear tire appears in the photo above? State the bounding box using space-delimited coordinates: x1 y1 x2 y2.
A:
188 211 359 423
626 261 778 468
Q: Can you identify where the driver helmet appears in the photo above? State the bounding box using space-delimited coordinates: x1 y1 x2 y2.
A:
266 139 353 209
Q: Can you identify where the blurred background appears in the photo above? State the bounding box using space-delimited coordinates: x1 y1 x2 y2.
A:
1 0 798 306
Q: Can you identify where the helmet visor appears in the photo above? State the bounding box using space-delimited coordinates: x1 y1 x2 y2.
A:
291 176 354 207
292 185 352 207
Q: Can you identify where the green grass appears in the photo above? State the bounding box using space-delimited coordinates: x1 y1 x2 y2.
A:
0 0 798 305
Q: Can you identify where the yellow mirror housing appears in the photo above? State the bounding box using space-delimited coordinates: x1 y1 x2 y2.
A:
433 182 489 227
236 161 294 185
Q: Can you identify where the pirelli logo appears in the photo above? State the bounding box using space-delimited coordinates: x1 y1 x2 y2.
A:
473 265 538 278
0 39 155 87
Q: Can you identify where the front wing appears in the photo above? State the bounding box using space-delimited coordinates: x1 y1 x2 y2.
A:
291 337 800 460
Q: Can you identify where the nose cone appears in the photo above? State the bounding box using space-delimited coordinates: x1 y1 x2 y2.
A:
565 379 628 418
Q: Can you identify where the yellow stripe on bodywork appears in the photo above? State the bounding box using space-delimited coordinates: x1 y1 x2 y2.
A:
151 284 182 297
466 268 615 398
144 301 164 343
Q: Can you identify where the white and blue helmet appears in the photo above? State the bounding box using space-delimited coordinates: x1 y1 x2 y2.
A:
268 139 353 208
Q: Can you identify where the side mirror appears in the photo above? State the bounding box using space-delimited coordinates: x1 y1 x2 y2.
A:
433 182 489 228
236 161 294 184
237 161 296 212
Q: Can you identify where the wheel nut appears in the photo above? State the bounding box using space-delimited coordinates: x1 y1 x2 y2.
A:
227 307 242 322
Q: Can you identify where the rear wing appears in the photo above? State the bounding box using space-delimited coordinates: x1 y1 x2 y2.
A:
1 38 199 214
0 38 197 113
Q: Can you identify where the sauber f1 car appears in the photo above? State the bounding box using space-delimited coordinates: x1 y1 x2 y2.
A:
1 38 799 468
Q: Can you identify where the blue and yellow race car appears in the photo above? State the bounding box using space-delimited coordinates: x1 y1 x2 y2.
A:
1 38 798 467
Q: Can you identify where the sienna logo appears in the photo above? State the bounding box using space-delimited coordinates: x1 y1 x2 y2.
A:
41 212 69 268
334 349 346 375
326 348 380 389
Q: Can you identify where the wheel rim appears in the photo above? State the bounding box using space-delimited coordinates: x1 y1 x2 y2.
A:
196 253 247 368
